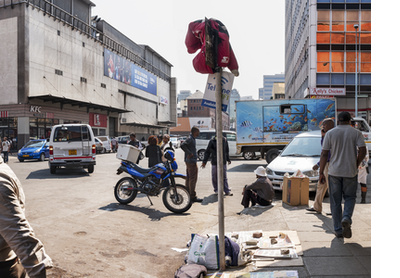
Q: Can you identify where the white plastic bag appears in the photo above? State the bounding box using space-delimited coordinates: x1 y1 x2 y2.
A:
187 234 219 270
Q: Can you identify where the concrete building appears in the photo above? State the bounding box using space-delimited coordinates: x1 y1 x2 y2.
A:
0 0 176 149
272 82 286 99
258 74 285 100
285 0 371 121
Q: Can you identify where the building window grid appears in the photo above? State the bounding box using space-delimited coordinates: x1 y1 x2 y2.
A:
316 8 370 74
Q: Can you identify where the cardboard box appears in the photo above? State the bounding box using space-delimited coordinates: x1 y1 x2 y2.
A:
116 144 140 163
282 177 309 206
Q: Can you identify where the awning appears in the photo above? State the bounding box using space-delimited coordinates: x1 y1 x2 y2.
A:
29 95 130 114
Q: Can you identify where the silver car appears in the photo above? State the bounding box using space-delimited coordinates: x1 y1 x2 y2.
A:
266 130 322 192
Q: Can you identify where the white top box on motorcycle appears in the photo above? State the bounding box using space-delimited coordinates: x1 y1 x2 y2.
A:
116 144 140 163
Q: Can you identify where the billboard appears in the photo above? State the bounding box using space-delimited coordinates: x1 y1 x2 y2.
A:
104 48 157 95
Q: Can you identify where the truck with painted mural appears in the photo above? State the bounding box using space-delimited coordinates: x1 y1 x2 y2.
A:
236 98 371 163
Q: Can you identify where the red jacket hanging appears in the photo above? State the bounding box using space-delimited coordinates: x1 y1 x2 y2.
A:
185 18 239 76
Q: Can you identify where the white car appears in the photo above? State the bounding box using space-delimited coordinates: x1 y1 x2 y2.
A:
195 130 239 161
97 136 112 153
266 131 321 192
170 136 180 148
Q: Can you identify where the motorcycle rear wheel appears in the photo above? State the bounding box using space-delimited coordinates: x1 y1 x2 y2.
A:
114 177 138 204
162 184 192 214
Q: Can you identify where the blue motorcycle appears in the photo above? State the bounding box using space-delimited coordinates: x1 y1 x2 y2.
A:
114 150 192 214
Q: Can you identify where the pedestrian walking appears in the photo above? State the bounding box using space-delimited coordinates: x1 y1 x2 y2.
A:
180 126 202 203
319 111 367 239
200 135 232 196
239 166 274 213
128 133 143 164
306 118 334 214
1 137 11 163
145 135 162 167
358 146 369 203
0 156 53 277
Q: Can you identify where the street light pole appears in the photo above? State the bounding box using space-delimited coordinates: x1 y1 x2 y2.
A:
354 24 359 117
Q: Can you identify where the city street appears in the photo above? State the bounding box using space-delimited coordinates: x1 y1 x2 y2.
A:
7 148 371 277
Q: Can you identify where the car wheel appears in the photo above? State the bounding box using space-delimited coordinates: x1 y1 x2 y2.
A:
39 153 45 161
243 151 255 160
198 150 205 161
101 148 106 154
88 165 94 173
50 166 56 174
18 158 24 162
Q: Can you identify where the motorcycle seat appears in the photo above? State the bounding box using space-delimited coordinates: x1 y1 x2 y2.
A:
131 163 153 174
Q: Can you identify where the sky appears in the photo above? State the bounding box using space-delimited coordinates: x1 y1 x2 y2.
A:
92 0 285 99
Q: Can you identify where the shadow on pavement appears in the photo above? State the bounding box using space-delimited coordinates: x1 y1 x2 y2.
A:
99 202 190 221
228 163 267 173
26 168 89 179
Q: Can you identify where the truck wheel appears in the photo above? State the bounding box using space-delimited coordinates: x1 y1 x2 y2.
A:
243 151 255 160
265 149 280 164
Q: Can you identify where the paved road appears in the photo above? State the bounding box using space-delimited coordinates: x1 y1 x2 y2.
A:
6 149 371 277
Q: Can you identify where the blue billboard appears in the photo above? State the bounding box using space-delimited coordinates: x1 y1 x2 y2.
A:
104 48 157 95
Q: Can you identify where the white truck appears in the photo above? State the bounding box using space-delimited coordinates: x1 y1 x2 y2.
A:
235 98 371 163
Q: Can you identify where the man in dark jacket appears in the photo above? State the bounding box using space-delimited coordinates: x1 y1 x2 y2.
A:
200 136 232 195
240 166 274 209
180 127 202 202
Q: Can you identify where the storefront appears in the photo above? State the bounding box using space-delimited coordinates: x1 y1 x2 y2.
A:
0 101 123 150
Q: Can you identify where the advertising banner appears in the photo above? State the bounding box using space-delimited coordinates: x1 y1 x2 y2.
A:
201 71 234 112
104 48 157 95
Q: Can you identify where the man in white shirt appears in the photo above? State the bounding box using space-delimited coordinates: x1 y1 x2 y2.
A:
1 137 11 163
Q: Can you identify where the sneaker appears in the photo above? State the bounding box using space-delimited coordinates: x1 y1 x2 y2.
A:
334 231 343 238
225 192 233 196
341 219 352 238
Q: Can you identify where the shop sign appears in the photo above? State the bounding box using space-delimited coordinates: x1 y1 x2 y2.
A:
309 87 346 96
30 106 42 113
89 113 107 128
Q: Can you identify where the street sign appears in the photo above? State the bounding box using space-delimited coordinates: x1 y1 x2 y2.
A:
201 71 234 112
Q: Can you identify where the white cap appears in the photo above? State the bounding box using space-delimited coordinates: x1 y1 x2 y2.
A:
254 166 267 177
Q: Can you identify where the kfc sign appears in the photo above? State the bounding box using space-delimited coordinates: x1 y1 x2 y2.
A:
310 88 346 96
89 113 107 127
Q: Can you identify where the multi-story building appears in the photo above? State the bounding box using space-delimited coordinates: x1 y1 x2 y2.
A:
285 0 371 122
258 74 285 100
0 0 176 149
228 88 240 129
272 82 286 99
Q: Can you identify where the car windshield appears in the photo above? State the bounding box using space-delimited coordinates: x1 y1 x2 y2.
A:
281 136 321 157
24 141 44 148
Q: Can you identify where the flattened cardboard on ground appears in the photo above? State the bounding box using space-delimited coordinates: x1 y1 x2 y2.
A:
282 177 309 206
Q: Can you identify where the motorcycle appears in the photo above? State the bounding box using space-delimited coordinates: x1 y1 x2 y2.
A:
114 150 192 214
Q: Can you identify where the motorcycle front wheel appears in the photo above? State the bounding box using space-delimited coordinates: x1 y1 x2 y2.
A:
114 177 138 204
162 184 192 214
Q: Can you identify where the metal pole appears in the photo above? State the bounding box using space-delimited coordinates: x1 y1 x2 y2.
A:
354 24 359 117
215 68 225 271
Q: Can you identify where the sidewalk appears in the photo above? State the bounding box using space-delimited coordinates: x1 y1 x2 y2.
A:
198 198 371 277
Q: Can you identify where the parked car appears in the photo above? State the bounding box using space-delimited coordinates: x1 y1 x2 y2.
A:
117 135 129 145
195 130 240 161
18 139 49 162
97 136 112 153
178 136 187 144
170 136 180 148
94 137 105 153
266 130 321 192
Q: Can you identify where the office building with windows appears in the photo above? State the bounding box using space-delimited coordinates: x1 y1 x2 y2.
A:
258 74 285 100
0 0 175 149
285 0 371 121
